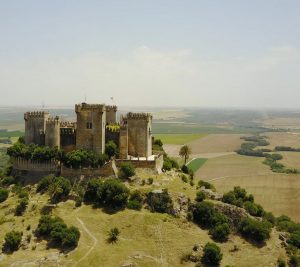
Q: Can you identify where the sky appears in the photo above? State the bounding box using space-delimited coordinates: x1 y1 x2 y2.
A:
0 0 299 108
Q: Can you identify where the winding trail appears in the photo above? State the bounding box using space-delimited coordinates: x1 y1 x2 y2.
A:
74 217 98 266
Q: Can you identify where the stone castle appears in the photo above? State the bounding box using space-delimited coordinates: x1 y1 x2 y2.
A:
24 103 153 159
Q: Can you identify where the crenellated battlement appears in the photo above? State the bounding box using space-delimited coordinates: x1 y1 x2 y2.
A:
46 116 60 126
24 111 49 120
75 103 105 112
106 105 118 112
60 121 76 128
125 112 152 120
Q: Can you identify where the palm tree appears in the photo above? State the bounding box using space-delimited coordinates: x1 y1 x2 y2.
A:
179 145 191 164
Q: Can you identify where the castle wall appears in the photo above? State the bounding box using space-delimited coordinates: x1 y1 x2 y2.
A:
75 103 106 154
24 112 50 145
126 113 152 158
119 125 128 159
45 117 60 148
60 128 76 153
106 105 117 124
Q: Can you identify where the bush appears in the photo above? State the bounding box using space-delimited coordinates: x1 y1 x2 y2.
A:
0 187 9 203
108 227 120 243
195 191 206 202
239 218 271 243
146 189 173 214
127 190 143 210
0 176 15 186
263 212 276 225
198 180 216 191
84 178 103 203
181 174 188 183
62 226 80 247
244 201 264 217
15 197 29 216
49 176 71 203
119 162 135 179
276 215 300 233
105 141 118 158
277 257 286 267
222 191 236 205
192 201 216 227
3 230 23 252
37 175 55 193
288 232 300 248
154 139 163 147
202 242 223 266
209 223 230 242
181 165 189 174
290 255 299 267
148 177 154 185
64 149 107 168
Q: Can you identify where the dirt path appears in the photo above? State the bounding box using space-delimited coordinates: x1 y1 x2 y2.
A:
74 217 98 266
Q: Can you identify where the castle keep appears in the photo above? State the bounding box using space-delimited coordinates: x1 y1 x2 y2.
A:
24 103 153 159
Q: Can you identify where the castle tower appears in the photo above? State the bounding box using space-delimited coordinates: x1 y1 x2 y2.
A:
106 105 117 124
45 116 60 148
125 112 152 158
75 103 106 154
24 111 50 145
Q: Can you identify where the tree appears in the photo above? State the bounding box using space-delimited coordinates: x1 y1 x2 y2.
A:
107 227 120 243
202 242 223 266
0 188 9 203
105 141 118 158
179 145 191 164
49 176 71 203
3 231 23 252
15 197 29 216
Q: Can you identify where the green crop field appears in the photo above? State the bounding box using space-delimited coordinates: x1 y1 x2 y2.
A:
187 158 208 172
154 133 207 145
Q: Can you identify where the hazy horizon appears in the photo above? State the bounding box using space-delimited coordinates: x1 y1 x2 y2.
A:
0 1 299 108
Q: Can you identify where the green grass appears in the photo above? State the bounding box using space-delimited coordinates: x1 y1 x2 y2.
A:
0 130 24 138
187 158 208 172
154 133 207 145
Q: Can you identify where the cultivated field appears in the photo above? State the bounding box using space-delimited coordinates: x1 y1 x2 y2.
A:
264 132 300 150
195 134 300 222
154 133 207 145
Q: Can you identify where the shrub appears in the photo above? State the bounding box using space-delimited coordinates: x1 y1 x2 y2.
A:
209 223 230 242
62 226 80 247
127 190 143 210
3 230 23 252
198 180 216 191
75 196 83 207
108 227 120 243
148 177 153 185
181 164 189 174
288 232 300 248
15 197 29 216
0 187 9 203
119 162 135 179
277 257 286 267
18 189 29 199
263 212 276 225
181 174 188 183
0 176 15 186
105 141 118 158
154 139 163 147
192 201 216 227
202 242 223 266
49 176 71 203
239 218 271 243
276 215 300 233
290 255 299 267
222 191 236 205
244 201 264 217
37 175 55 193
195 191 206 202
146 189 173 214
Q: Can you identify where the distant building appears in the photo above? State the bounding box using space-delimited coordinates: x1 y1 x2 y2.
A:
24 103 153 159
